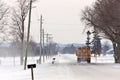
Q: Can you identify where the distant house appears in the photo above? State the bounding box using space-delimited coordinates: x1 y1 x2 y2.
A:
106 49 114 54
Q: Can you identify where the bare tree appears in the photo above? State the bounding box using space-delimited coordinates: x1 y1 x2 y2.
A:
81 0 120 63
11 0 37 65
0 0 8 42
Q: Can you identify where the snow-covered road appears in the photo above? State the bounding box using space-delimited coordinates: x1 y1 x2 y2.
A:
0 54 120 80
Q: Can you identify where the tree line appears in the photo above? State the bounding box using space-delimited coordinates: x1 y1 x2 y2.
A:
60 43 111 55
0 41 58 57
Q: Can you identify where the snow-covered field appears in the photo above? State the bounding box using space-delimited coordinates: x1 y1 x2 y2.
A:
0 54 120 80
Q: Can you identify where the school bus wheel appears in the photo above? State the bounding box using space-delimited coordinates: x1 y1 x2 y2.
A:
77 58 81 63
87 58 91 63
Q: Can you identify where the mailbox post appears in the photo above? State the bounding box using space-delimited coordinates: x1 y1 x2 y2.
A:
27 64 36 80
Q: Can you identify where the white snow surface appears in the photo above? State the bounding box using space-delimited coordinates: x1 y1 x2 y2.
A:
0 54 120 80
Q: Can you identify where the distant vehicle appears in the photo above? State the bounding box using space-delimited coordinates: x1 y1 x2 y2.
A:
52 58 56 64
76 46 91 63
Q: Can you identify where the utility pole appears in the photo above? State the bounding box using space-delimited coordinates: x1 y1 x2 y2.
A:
42 29 45 63
45 33 52 58
39 15 43 64
24 0 32 70
49 36 53 57
46 33 49 58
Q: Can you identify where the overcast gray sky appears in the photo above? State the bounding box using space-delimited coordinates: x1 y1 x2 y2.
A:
4 0 96 44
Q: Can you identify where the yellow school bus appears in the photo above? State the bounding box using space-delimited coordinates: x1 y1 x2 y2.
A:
76 46 91 63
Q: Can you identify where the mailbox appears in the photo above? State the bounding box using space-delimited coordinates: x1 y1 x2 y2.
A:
27 64 36 69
